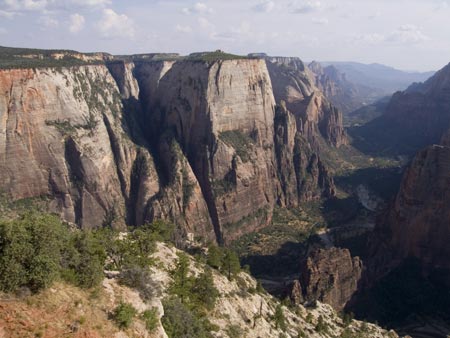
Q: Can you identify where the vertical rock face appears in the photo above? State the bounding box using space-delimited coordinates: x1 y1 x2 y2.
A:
274 103 335 207
298 248 362 311
0 66 159 229
374 142 450 286
265 57 347 149
145 59 277 243
0 55 343 244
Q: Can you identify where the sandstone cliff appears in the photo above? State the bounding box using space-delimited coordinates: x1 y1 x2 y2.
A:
143 59 277 243
0 66 158 229
0 52 343 244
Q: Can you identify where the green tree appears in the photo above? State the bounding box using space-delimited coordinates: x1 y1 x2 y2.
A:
222 249 240 280
191 268 219 311
206 244 222 270
169 253 192 304
68 232 106 288
0 212 66 293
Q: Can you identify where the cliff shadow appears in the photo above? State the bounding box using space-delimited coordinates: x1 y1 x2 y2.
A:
346 258 450 338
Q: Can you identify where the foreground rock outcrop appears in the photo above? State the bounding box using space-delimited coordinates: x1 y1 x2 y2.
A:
0 242 400 338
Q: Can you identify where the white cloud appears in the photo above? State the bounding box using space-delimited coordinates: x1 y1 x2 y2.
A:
69 13 85 33
290 0 321 14
312 17 328 25
253 0 275 13
198 17 214 29
182 2 213 15
353 25 429 46
175 24 192 33
386 25 430 44
96 8 135 39
353 33 385 45
3 0 48 11
1 0 110 12
70 0 110 7
38 15 58 28
0 9 18 18
0 27 6 34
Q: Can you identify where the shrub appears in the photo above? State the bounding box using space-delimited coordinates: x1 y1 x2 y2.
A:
341 311 354 327
112 302 137 329
64 231 106 289
315 315 328 333
142 308 159 332
0 212 67 293
274 304 287 331
226 325 244 338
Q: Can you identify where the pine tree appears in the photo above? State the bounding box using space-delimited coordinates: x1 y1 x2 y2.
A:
222 249 240 280
169 253 192 304
206 244 222 270
191 268 219 311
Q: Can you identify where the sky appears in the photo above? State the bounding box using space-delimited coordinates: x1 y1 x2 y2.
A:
0 0 449 71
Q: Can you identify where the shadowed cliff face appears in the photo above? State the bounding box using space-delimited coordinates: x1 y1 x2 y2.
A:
371 141 450 287
0 58 345 244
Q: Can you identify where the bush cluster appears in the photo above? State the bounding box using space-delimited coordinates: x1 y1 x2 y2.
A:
0 212 174 294
0 212 105 293
162 253 221 338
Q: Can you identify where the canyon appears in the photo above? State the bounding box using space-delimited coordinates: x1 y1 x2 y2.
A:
1 47 450 338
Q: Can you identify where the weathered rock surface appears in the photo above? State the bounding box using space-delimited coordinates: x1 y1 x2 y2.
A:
298 247 362 311
0 66 158 229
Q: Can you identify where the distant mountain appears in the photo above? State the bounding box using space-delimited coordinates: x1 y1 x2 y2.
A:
308 61 386 116
349 63 450 156
321 61 435 94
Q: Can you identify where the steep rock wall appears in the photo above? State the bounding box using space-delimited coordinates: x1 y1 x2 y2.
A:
0 66 159 228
